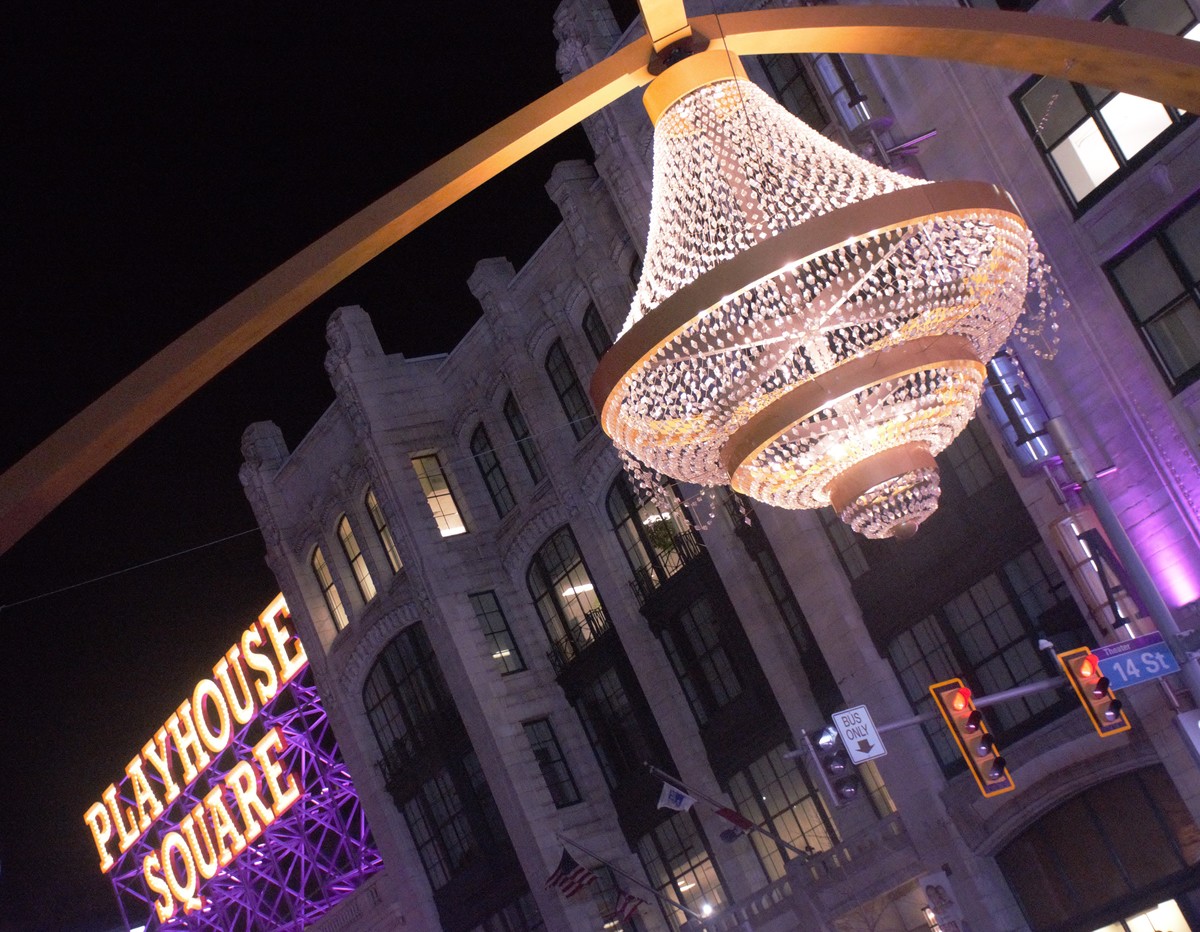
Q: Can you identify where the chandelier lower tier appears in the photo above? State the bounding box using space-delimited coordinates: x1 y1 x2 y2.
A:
590 45 1039 540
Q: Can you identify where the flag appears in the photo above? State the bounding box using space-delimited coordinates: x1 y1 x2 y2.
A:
607 886 646 922
657 782 695 811
546 848 597 897
714 806 756 839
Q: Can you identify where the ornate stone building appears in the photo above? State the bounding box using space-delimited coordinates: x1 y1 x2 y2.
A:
240 1 1200 929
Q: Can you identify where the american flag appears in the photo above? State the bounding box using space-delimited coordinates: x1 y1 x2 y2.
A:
545 849 597 897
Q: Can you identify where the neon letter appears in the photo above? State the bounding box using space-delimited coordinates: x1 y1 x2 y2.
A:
165 701 212 785
84 801 114 873
213 647 257 725
141 727 181 805
161 831 200 913
192 678 232 755
225 760 275 844
125 756 164 832
102 783 140 853
242 625 278 706
143 851 175 922
252 727 301 816
261 600 307 686
180 801 220 880
203 786 246 867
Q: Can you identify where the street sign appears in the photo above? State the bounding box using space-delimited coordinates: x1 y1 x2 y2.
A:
1094 632 1180 689
832 704 887 764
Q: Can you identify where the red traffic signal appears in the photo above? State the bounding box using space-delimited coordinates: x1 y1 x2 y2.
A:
929 678 1015 798
1057 647 1131 737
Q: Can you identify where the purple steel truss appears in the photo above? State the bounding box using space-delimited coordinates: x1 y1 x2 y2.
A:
106 666 383 931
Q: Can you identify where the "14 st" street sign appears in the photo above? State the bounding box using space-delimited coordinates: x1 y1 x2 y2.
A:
1094 632 1180 689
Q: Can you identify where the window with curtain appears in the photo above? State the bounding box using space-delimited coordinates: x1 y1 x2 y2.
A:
312 546 349 630
545 339 597 440
337 515 377 603
469 424 516 517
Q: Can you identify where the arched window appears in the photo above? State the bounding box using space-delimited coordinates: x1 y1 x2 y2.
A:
363 625 453 772
365 487 402 573
502 392 545 484
337 515 377 602
606 475 695 599
527 526 608 669
469 424 515 517
312 546 349 630
581 303 612 360
545 339 596 440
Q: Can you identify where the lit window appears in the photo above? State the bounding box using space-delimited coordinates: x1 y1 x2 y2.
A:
469 424 515 518
1014 0 1195 209
502 393 545 484
468 591 526 675
545 339 596 440
582 304 613 360
523 718 580 808
412 454 467 537
636 812 726 931
727 744 836 881
1107 196 1200 390
528 527 609 671
606 476 696 601
365 487 402 573
312 546 349 630
337 515 377 603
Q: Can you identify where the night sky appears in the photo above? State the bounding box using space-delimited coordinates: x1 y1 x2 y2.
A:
0 3 634 928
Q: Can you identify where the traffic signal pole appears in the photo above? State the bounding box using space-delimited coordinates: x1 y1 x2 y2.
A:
869 677 1067 735
1046 417 1200 705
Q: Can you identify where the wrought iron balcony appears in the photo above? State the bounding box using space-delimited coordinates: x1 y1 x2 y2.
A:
547 607 612 674
628 529 704 605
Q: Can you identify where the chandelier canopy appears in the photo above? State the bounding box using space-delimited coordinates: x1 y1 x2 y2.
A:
592 45 1046 540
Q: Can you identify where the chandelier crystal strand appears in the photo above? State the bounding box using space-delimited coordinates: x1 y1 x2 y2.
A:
592 48 1057 540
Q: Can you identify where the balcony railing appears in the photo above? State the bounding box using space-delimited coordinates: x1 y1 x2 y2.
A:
629 529 704 605
547 607 612 674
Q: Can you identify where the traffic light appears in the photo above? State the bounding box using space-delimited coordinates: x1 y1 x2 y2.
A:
929 678 1015 798
1057 647 1131 737
815 726 860 805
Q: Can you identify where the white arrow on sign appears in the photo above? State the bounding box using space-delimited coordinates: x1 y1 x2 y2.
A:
832 704 887 764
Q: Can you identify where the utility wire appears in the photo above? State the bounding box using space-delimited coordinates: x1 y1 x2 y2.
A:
0 527 261 613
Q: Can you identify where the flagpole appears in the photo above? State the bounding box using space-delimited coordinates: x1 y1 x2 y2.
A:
555 833 706 923
645 762 810 861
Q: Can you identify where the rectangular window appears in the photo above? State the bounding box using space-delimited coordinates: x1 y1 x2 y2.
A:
402 765 478 890
412 453 467 537
759 54 832 130
818 506 868 579
575 667 656 789
1013 0 1195 210
365 487 403 572
727 744 836 882
1107 195 1200 390
887 544 1089 771
582 304 613 360
312 546 349 630
636 812 726 931
470 424 516 517
545 339 597 440
503 393 545 484
468 591 526 675
940 418 1005 496
660 596 742 726
337 515 377 602
523 718 581 808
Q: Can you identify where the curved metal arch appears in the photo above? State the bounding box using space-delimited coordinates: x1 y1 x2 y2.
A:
3 5 1199 555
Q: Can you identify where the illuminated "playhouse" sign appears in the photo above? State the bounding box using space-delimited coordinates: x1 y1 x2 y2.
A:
84 596 382 930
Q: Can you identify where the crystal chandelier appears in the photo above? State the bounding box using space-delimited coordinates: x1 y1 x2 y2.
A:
591 45 1052 540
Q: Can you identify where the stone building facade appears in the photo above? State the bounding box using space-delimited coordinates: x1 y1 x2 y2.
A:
240 1 1200 930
